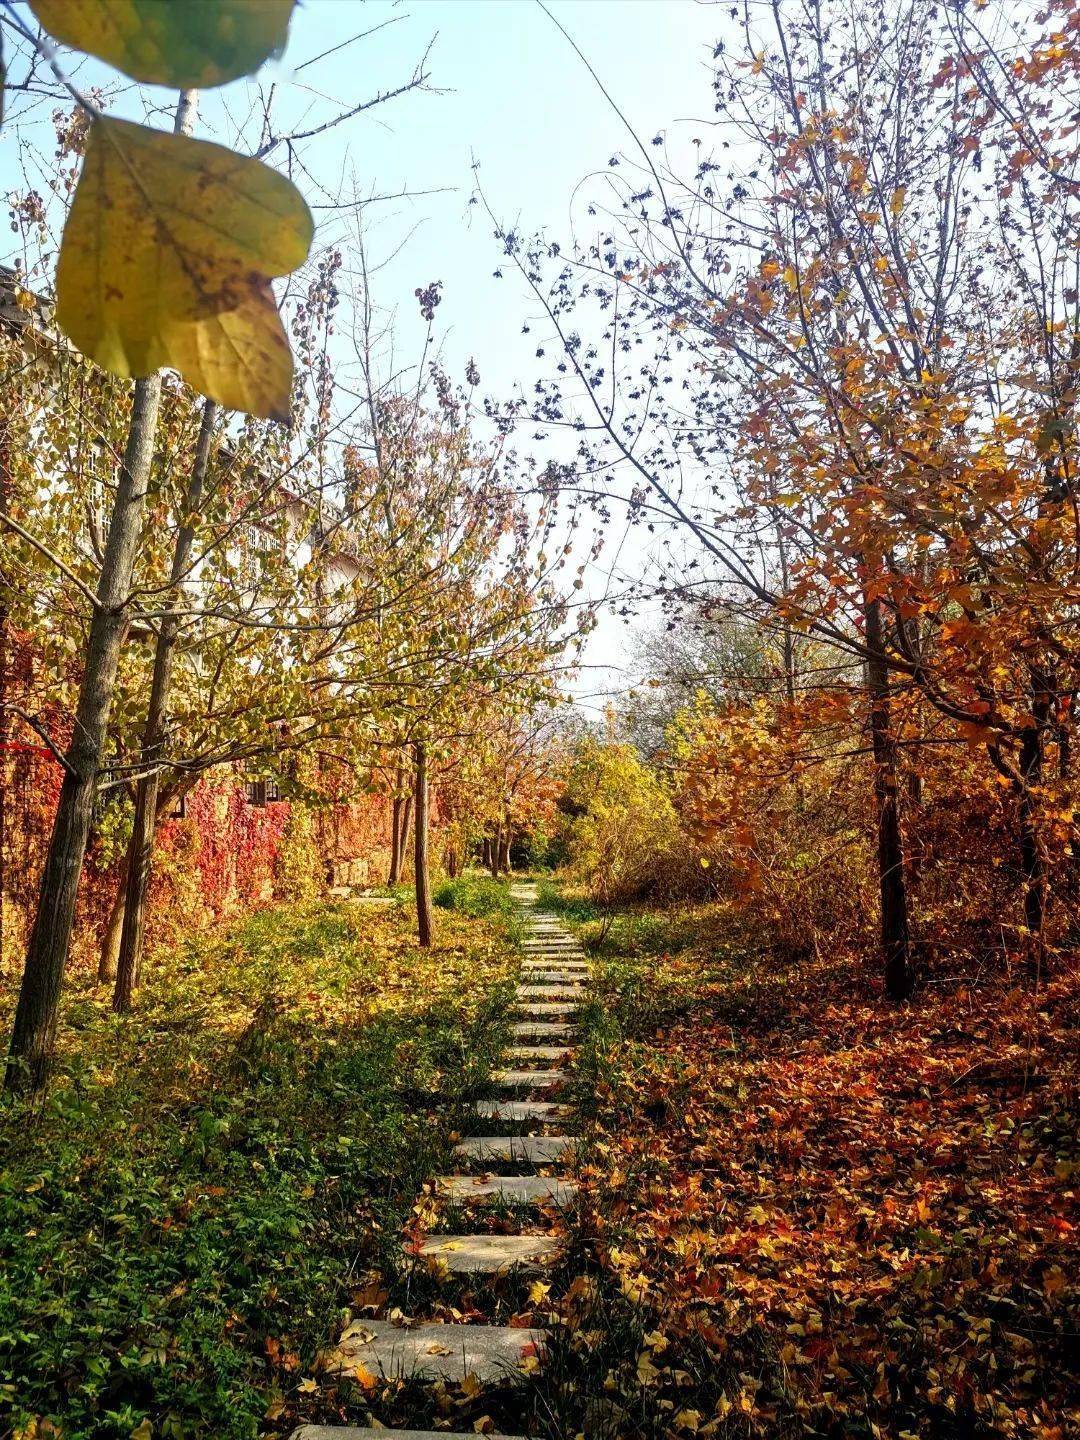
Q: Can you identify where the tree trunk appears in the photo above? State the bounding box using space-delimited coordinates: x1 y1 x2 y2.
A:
398 792 414 877
1019 677 1050 950
6 374 163 1090
490 822 502 879
414 740 433 947
499 835 511 875
387 756 406 884
98 859 128 983
864 595 913 1001
114 400 216 1013
388 795 404 884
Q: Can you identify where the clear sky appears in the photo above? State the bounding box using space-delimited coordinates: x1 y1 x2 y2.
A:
264 0 723 381
1 0 734 710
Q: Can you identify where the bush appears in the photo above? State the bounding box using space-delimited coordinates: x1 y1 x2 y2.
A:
556 739 685 905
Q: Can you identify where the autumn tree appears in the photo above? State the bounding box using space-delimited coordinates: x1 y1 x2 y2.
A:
494 0 1079 993
0 1 434 1083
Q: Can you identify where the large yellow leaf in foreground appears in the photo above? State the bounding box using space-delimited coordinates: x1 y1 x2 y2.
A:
56 117 313 421
29 0 295 89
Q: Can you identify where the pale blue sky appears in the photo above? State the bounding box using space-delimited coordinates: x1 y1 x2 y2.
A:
264 0 726 390
1 0 735 707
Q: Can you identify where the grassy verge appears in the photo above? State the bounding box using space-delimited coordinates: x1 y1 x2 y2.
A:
0 899 515 1440
544 880 1078 1440
434 872 517 924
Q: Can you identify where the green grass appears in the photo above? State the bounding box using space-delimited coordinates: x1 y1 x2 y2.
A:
533 878 599 922
0 901 514 1440
433 872 515 921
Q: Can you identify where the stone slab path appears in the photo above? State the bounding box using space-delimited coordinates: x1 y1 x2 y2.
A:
302 880 588 1440
491 1068 569 1087
436 1174 578 1205
453 1133 576 1164
325 1318 547 1382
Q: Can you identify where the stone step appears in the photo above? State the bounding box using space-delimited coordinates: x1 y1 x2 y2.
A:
512 1019 578 1042
515 1001 580 1018
473 1098 569 1122
454 1134 576 1164
520 963 588 974
419 1232 561 1274
324 1318 547 1384
493 1068 570 1088
504 1044 575 1063
294 1431 524 1440
437 1174 578 1205
520 968 588 980
511 1021 576 1039
516 985 584 999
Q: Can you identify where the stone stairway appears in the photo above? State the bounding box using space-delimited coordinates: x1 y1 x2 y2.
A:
296 880 586 1440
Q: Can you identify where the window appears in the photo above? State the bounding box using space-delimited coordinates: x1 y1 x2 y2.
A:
246 777 281 806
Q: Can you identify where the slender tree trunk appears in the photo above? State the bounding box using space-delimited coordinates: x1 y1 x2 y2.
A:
499 834 511 875
414 740 433 947
388 795 404 884
113 400 216 1013
99 780 189 983
481 836 491 871
387 756 405 884
98 857 128 983
1019 676 1050 949
490 821 502 879
777 527 796 709
399 792 414 875
864 595 913 1000
6 375 163 1089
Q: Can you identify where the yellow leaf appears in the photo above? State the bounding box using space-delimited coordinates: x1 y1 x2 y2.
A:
890 186 906 216
56 116 312 420
129 1423 152 1440
352 1363 378 1390
29 0 296 89
636 1351 661 1385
